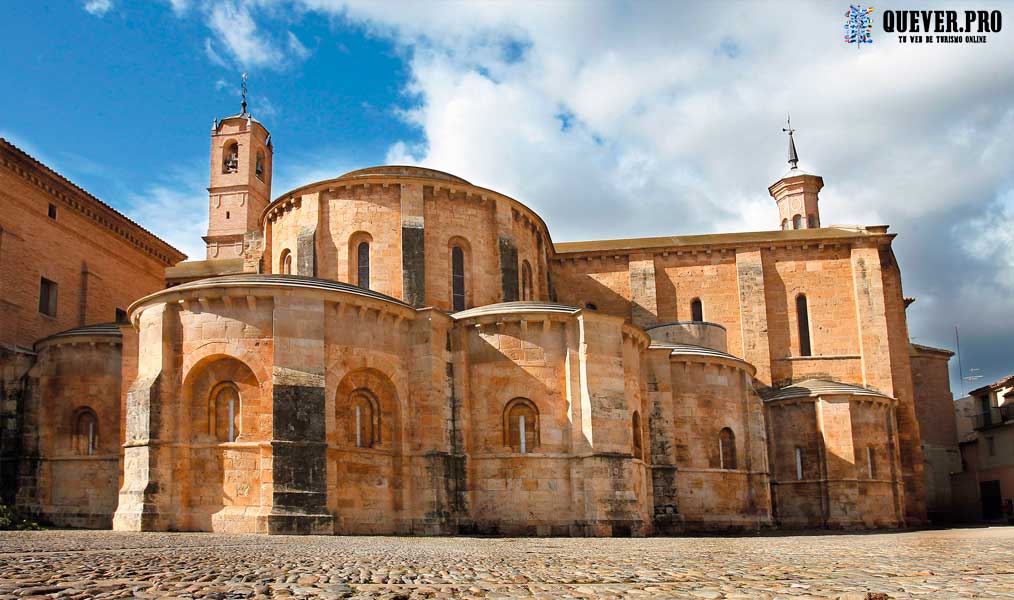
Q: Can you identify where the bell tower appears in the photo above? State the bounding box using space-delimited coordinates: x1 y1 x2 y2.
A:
204 74 273 259
768 117 823 230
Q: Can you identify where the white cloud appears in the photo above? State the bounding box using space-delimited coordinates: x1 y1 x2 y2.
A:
166 0 189 15
206 1 284 68
83 0 113 17
205 38 229 68
155 0 1014 385
125 174 209 262
287 31 310 60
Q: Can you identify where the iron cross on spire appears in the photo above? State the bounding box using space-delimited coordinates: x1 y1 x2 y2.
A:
782 114 799 170
241 72 248 115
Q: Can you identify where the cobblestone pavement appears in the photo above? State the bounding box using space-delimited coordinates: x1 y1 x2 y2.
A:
0 528 1012 599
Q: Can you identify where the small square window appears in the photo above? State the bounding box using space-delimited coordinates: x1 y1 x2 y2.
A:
48 203 57 219
115 308 127 323
39 278 57 316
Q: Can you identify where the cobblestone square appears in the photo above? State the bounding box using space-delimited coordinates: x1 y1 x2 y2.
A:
0 528 1012 599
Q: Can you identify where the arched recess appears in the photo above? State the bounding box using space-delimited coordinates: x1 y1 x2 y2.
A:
222 140 239 174
719 427 737 470
631 411 643 461
181 355 264 531
690 297 704 322
334 368 401 451
503 397 540 454
448 236 473 311
331 368 404 530
792 214 803 229
520 260 534 301
348 231 373 288
279 248 292 274
73 407 99 456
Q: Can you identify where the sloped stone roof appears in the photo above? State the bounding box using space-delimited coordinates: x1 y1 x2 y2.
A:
765 379 891 402
165 274 412 307
35 323 122 350
452 301 581 320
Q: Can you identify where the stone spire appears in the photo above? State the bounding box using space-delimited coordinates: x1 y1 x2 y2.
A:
783 115 799 170
240 72 248 116
769 116 823 230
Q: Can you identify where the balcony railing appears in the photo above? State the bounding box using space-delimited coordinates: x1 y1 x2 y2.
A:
973 404 1014 430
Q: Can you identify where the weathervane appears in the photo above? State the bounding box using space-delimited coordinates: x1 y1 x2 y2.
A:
241 72 248 115
782 114 799 170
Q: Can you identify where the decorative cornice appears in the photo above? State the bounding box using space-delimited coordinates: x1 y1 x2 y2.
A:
0 138 187 266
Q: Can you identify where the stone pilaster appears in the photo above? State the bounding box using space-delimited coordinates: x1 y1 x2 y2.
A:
401 184 426 307
735 248 773 384
646 349 681 533
628 253 658 328
850 242 924 524
494 200 519 302
815 395 859 528
113 303 177 531
263 296 332 534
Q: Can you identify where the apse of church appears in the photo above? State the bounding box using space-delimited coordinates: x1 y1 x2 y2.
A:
10 94 932 535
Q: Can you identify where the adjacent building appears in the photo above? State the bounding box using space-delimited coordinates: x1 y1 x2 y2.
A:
953 375 1014 523
0 138 185 526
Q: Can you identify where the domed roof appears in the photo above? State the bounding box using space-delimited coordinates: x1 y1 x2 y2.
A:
338 166 470 185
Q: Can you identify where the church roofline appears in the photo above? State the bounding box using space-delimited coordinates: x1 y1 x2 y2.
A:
553 225 893 256
909 343 955 358
0 138 187 266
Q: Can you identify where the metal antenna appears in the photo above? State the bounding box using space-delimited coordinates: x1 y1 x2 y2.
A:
782 114 799 170
955 325 965 396
241 72 248 115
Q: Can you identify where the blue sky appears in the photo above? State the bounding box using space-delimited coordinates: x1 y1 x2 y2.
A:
2 1 1013 394
1 2 418 206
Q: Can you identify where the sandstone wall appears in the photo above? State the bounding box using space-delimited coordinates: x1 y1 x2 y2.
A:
17 329 122 527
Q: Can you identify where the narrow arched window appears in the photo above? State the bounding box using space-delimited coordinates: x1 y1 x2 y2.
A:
796 294 812 356
807 214 818 229
632 411 643 460
520 260 534 301
75 409 98 455
280 249 292 275
690 298 704 322
212 384 240 442
719 427 736 469
356 241 370 289
255 150 265 180
795 446 804 480
781 218 789 230
792 214 803 229
867 446 876 479
504 398 539 454
223 142 239 174
351 390 378 448
451 246 465 312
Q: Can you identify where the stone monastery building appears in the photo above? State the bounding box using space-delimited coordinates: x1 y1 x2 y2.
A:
0 99 950 536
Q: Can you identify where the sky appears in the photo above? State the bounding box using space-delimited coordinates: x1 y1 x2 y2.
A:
1 1 1011 396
